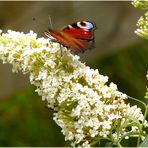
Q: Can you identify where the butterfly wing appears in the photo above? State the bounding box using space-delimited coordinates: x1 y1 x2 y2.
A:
45 21 96 53
62 21 96 40
62 21 96 52
45 29 88 53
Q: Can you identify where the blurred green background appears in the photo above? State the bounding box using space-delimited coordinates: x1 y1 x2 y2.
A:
0 1 147 147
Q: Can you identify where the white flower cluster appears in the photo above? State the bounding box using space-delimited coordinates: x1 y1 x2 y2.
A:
134 11 148 40
132 0 148 9
0 30 147 147
132 0 148 40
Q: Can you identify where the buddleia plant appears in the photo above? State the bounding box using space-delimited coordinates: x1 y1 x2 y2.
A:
132 0 148 40
132 0 148 108
132 0 148 146
0 1 147 147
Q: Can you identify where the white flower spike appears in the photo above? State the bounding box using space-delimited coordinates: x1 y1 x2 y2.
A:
0 30 147 147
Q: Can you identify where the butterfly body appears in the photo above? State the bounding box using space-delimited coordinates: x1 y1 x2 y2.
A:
45 21 96 53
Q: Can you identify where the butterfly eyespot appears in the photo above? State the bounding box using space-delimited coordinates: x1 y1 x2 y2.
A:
80 22 87 26
77 21 94 30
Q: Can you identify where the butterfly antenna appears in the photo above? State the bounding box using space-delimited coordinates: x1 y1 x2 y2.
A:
48 15 53 29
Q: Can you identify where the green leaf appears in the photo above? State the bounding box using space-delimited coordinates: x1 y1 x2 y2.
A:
138 137 148 147
105 142 114 147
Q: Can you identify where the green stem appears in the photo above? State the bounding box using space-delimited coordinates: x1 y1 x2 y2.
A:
128 95 148 146
119 131 145 143
142 105 148 130
111 136 122 147
127 95 147 108
116 141 122 147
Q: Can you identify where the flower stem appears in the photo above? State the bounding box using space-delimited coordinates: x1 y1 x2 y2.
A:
117 142 122 147
127 95 147 108
127 95 148 146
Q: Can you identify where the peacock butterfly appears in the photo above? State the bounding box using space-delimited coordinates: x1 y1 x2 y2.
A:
44 21 96 53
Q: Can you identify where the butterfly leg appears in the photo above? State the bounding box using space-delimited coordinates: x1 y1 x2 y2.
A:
46 42 53 48
59 44 63 56
46 39 54 48
50 40 54 48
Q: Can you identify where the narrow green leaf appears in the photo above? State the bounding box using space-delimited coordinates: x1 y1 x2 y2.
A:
138 137 148 147
105 142 114 147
